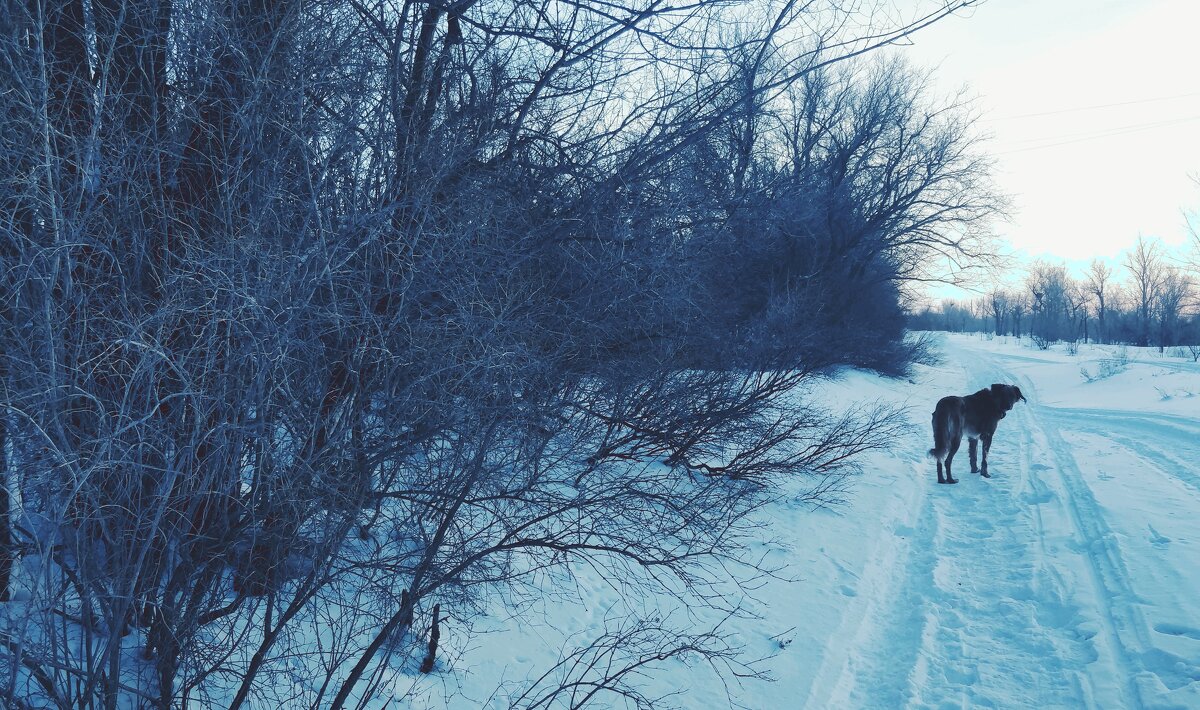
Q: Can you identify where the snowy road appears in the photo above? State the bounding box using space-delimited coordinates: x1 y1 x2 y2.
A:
431 334 1200 709
813 336 1200 709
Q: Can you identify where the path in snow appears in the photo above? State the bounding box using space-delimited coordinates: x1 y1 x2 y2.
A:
817 336 1200 709
426 335 1200 709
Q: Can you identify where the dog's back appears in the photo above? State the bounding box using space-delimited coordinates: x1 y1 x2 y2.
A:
929 395 965 462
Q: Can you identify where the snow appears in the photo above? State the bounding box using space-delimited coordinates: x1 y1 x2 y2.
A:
405 332 1200 708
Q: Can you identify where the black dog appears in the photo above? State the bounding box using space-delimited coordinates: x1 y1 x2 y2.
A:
929 383 1026 484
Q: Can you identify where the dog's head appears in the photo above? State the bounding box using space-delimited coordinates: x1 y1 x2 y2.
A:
990 383 1026 411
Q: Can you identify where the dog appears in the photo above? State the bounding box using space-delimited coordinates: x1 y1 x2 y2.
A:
929 383 1026 484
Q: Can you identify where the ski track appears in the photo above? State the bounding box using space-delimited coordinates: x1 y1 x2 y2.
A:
832 338 1200 709
1042 408 1200 494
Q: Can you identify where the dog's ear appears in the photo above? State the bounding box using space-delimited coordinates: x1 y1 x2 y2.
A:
991 383 1020 410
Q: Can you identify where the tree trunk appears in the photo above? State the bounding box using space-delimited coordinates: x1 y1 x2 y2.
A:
419 603 441 674
0 409 10 602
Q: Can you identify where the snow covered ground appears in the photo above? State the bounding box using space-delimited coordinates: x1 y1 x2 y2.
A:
405 333 1200 709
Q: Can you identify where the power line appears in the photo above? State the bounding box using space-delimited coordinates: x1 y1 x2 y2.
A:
995 91 1200 120
997 114 1200 155
1003 113 1200 146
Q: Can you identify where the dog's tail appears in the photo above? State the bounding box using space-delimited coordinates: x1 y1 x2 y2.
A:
928 398 962 462
926 410 945 460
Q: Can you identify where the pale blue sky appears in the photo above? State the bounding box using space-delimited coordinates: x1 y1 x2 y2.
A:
896 0 1200 295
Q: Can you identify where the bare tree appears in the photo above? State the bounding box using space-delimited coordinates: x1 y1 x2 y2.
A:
1064 279 1089 344
1008 291 1029 338
1185 174 1200 274
1086 260 1114 344
692 56 1001 372
1125 236 1165 347
1155 267 1194 351
1026 262 1073 345
988 288 1011 335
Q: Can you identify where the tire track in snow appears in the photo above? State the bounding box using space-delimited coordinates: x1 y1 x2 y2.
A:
802 454 941 710
964 341 1200 707
1005 414 1108 704
897 399 1094 709
839 344 1101 709
815 338 1200 709
1031 416 1148 707
1034 411 1200 705
845 491 943 709
1042 408 1200 494
964 343 1143 708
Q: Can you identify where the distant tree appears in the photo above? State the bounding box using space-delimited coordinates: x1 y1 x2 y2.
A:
1105 285 1139 344
1086 260 1114 344
690 56 1000 373
1064 279 1089 343
1010 291 1029 338
988 288 1011 335
1027 262 1072 344
940 299 966 332
1155 267 1194 351
1186 174 1200 273
1125 236 1165 347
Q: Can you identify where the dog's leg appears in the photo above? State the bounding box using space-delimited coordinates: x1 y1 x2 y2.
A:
945 436 960 484
937 457 945 484
969 437 979 473
980 431 992 478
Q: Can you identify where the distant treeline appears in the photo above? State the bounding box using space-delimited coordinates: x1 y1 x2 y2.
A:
911 236 1200 350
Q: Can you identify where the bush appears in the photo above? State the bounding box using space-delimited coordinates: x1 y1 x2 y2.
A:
0 2 996 707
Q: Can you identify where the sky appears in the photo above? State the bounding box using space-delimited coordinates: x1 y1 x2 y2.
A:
892 0 1200 298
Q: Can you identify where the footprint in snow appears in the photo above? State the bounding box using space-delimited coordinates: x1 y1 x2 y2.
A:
941 664 979 686
1154 623 1200 641
1019 489 1054 505
1148 524 1172 547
